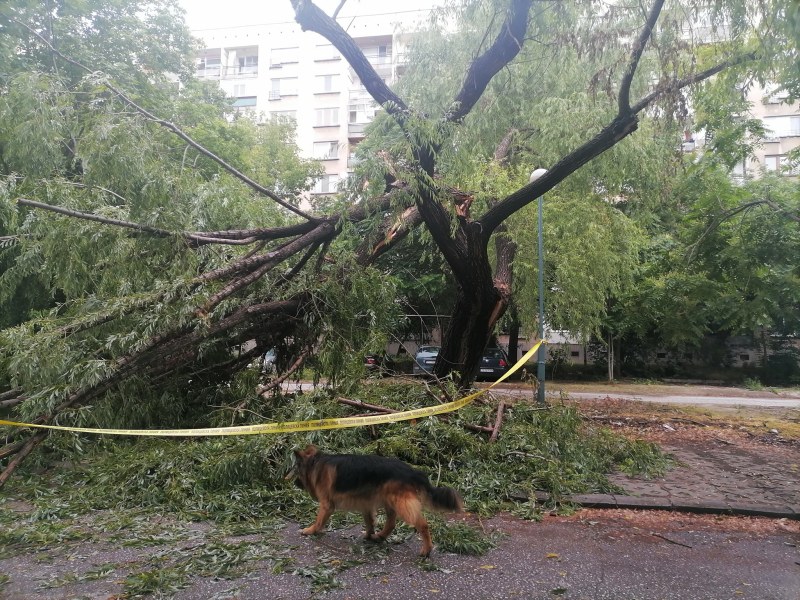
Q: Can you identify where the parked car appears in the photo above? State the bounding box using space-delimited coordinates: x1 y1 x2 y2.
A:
476 347 509 380
364 353 395 376
261 348 277 374
413 346 440 376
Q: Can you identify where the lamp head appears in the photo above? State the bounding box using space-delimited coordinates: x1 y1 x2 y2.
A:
529 168 548 183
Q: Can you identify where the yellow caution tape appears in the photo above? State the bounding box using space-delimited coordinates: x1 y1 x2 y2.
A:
0 341 545 437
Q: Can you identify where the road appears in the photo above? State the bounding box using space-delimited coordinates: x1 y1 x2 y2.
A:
284 379 800 408
551 390 800 408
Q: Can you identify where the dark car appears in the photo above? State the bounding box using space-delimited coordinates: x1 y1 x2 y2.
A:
364 353 395 376
477 347 509 380
413 345 440 376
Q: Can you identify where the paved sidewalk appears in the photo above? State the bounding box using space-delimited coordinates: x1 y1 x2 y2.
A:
571 438 800 519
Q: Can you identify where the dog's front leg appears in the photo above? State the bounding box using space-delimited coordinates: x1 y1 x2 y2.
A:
301 501 333 535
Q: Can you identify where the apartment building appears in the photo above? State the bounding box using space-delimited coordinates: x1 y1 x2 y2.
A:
192 10 427 197
740 85 800 177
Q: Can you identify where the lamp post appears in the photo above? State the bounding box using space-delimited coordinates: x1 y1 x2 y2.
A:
529 168 548 404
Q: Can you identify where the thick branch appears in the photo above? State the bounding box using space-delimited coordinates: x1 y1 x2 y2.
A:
618 0 665 114
356 205 423 265
630 52 757 114
0 431 47 488
416 189 473 282
480 114 640 233
192 221 319 242
16 198 258 246
480 18 755 234
197 221 335 284
291 0 408 116
446 0 532 122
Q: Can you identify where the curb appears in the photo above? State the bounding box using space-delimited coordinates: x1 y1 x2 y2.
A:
568 493 800 520
523 491 800 520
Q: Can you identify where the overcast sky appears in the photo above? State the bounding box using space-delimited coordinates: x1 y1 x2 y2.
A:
178 0 438 31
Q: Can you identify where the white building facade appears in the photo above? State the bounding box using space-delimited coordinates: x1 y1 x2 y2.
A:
742 85 800 178
192 11 427 197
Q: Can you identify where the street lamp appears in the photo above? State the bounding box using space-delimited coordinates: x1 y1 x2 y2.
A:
529 168 548 404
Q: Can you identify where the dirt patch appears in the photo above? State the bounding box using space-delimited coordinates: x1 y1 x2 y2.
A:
570 396 800 448
549 381 800 399
558 508 800 536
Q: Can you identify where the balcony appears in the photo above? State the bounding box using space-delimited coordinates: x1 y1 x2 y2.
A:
348 123 366 139
196 66 221 80
222 65 258 79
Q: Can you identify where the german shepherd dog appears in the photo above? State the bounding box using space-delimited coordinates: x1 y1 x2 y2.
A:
292 445 464 557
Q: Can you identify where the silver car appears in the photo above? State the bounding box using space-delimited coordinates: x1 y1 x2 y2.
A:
413 346 440 376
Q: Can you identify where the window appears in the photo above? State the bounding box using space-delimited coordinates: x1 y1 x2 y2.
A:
313 174 339 194
316 74 340 93
313 141 339 160
232 96 256 108
315 43 340 61
740 354 750 362
763 115 800 139
233 84 247 96
656 352 667 359
349 103 375 124
196 55 221 78
271 47 299 66
271 110 297 122
764 83 790 104
765 154 799 175
315 107 339 127
237 55 258 76
765 155 779 171
270 77 298 99
570 350 580 357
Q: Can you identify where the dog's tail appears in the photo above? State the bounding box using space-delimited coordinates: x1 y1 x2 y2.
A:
425 485 464 513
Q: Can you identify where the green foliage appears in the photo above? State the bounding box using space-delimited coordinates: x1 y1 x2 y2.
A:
613 164 800 359
309 259 403 388
429 519 499 555
0 0 331 430
0 384 669 595
2 384 669 524
742 377 764 391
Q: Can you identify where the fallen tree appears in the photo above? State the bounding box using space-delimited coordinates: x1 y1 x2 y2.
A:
0 0 795 484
